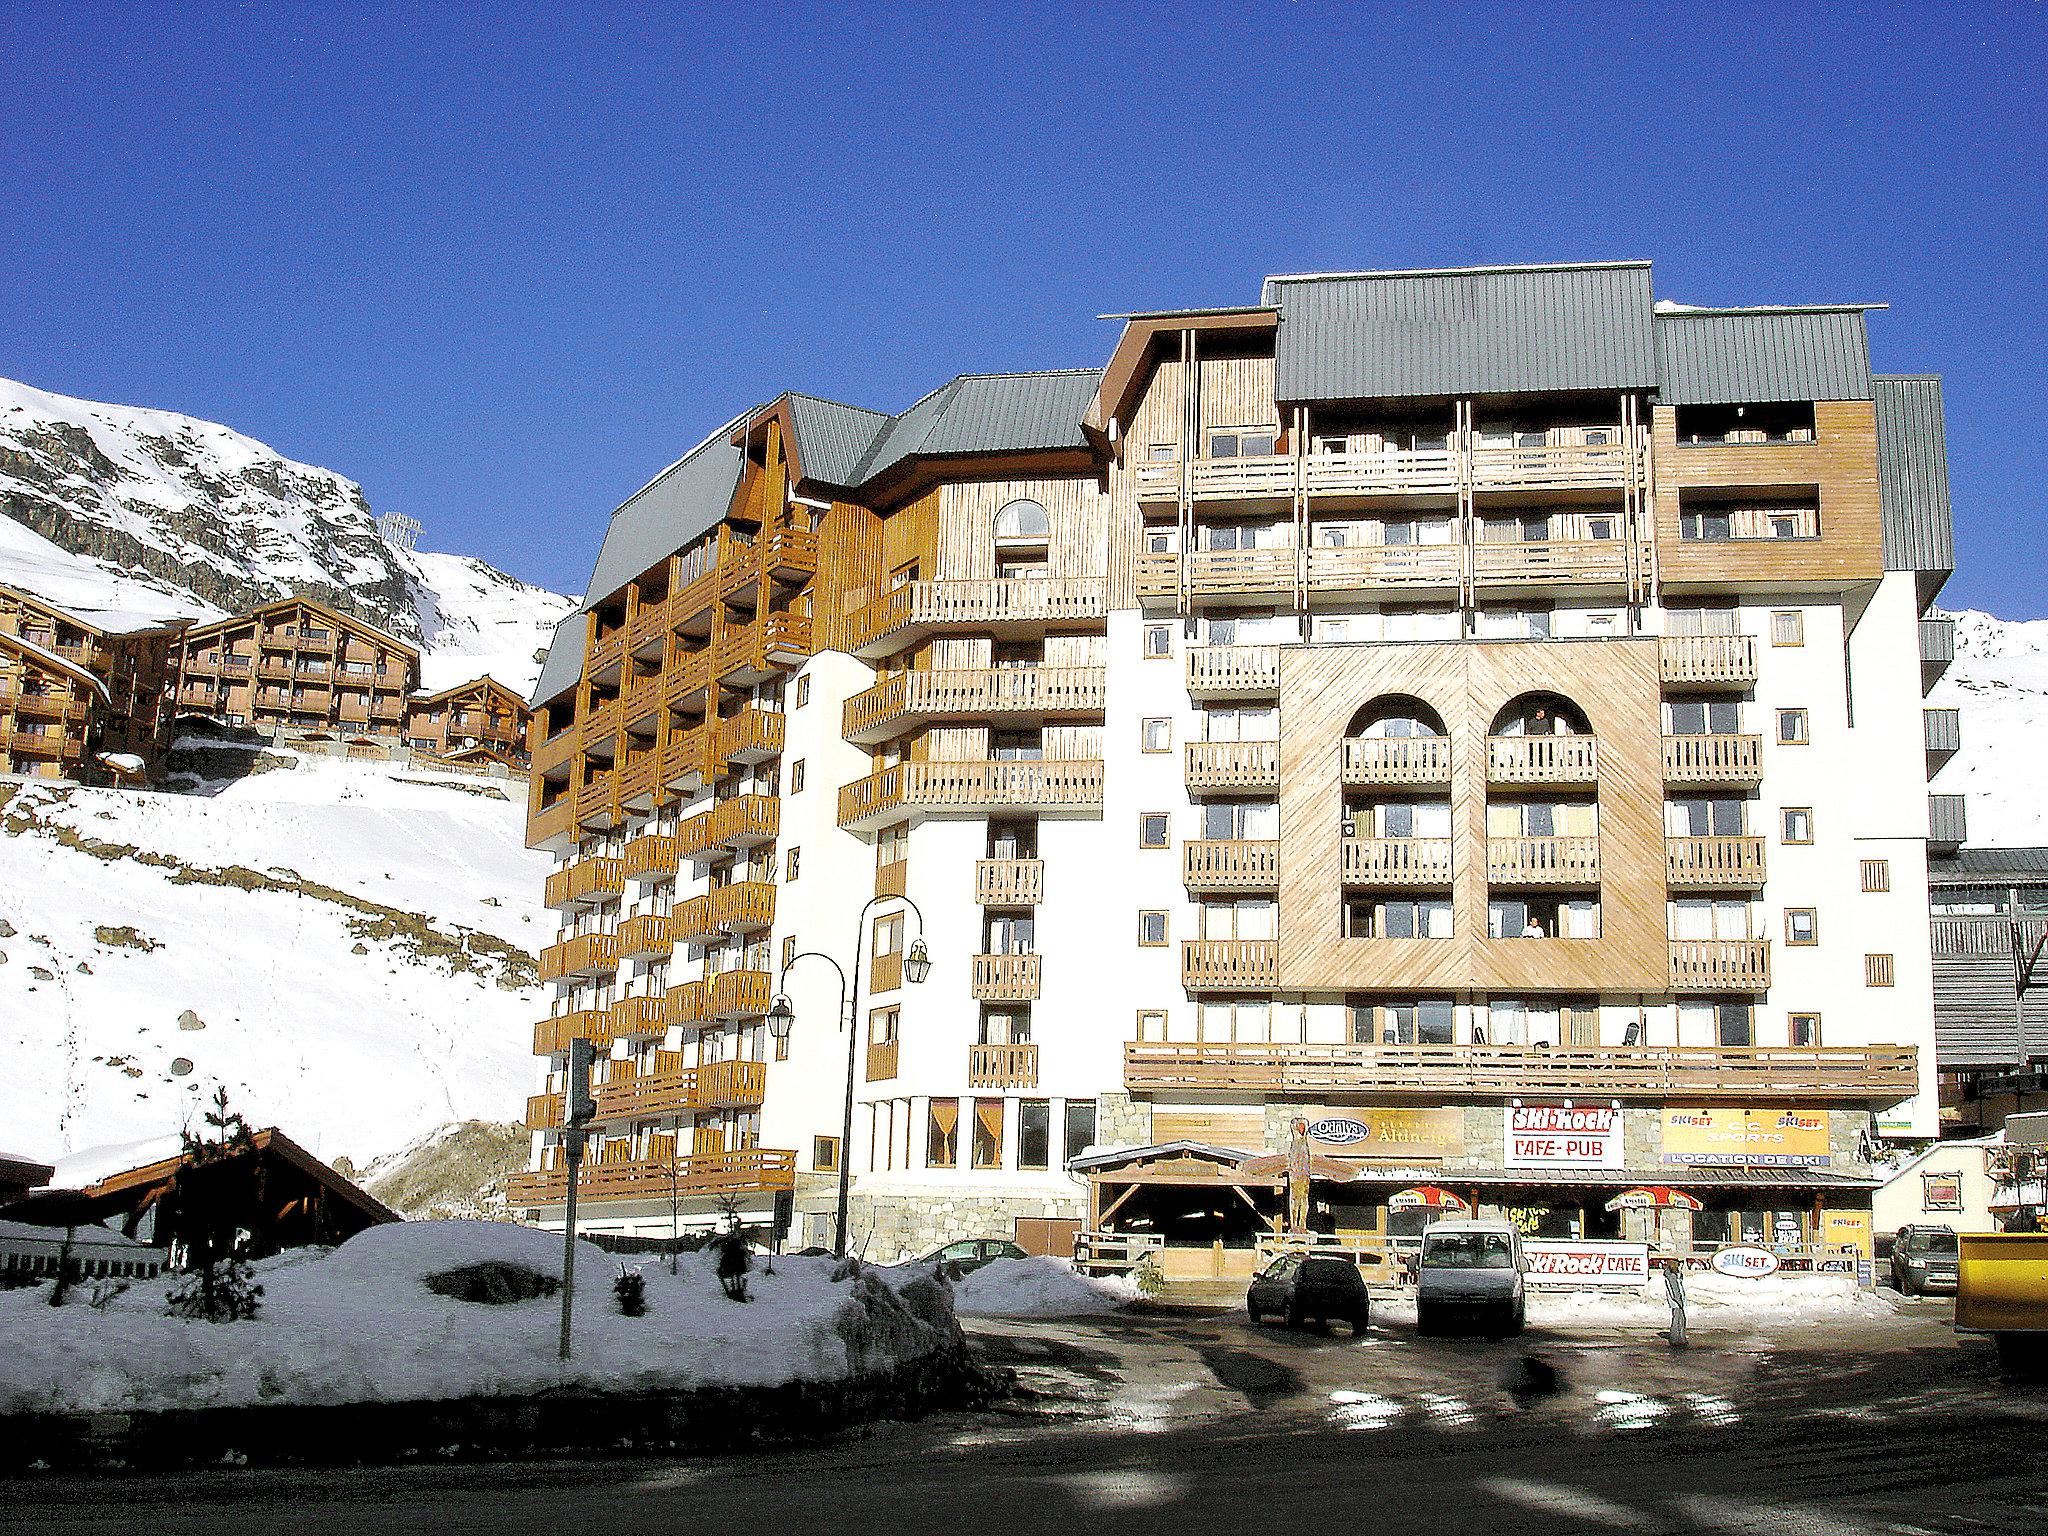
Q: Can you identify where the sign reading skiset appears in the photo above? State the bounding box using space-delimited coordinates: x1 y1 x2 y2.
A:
1660 1107 1831 1168
1504 1104 1623 1167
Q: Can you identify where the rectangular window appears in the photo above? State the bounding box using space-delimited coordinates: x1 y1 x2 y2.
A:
1861 858 1891 893
1138 910 1169 946
1771 610 1805 647
1789 1013 1822 1048
813 1135 840 1172
1776 708 1810 745
785 846 801 881
1866 953 1896 988
926 1098 959 1168
1139 812 1171 849
1144 623 1173 659
1063 1100 1097 1163
1018 1101 1051 1170
782 934 797 968
1141 717 1171 753
878 821 909 867
1782 807 1814 845
790 759 806 794
873 912 904 959
971 1100 1005 1170
1785 908 1818 945
795 674 811 708
1135 1008 1168 1041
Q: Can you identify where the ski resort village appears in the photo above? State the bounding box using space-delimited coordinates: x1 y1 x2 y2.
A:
5 264 2048 1508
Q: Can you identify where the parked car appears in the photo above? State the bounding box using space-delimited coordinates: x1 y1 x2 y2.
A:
1246 1253 1371 1332
917 1238 1027 1278
1415 1219 1526 1336
1891 1224 1960 1295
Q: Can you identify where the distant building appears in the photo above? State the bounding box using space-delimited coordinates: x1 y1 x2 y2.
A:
172 596 422 745
376 510 422 552
404 675 532 769
0 580 186 781
1931 846 2048 1135
0 1152 53 1206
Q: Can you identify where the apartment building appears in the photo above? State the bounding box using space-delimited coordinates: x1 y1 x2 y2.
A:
172 597 420 741
515 262 1956 1271
1929 845 2048 1136
404 676 531 769
0 580 184 781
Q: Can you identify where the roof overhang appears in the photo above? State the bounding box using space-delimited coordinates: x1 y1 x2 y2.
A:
1084 309 1280 445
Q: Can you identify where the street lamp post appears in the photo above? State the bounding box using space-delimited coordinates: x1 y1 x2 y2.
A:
769 893 931 1258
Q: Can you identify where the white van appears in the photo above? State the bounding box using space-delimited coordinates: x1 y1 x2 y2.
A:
1416 1218 1526 1336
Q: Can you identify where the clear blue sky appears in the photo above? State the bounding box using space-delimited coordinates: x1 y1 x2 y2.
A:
3 3 2042 614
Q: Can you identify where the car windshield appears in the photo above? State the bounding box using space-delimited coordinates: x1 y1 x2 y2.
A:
1916 1232 1959 1255
1425 1232 1515 1269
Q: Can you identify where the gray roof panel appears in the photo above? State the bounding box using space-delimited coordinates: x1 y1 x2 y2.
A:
1655 310 1874 404
1268 264 1658 403
1931 847 2048 884
785 394 891 488
1873 374 1956 576
580 420 747 610
528 611 585 708
854 369 1100 483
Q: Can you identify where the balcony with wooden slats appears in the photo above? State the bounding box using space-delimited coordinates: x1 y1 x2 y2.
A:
707 968 771 1019
1669 938 1772 991
1486 735 1599 785
971 952 1042 1001
969 1043 1039 1090
665 979 708 1028
837 759 1105 831
1305 542 1463 593
1470 538 1631 587
537 931 618 982
543 855 624 910
620 834 677 884
1183 840 1280 892
1666 835 1767 889
1661 733 1764 787
846 577 1108 657
508 1148 797 1208
1185 645 1281 698
712 705 785 764
1185 739 1279 793
615 912 673 961
1343 836 1453 887
1343 736 1452 786
697 1058 768 1110
669 894 716 946
1486 836 1601 886
842 667 1107 745
525 1092 565 1130
866 1038 900 1081
1659 634 1758 689
609 992 668 1040
531 1007 614 1055
1181 938 1278 991
678 794 779 859
707 880 776 935
1123 1039 1913 1105
975 858 1044 906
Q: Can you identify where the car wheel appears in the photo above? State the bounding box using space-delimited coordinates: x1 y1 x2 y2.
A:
1247 1305 1262 1325
1286 1299 1304 1329
1416 1302 1435 1337
1353 1308 1371 1335
1898 1271 1918 1298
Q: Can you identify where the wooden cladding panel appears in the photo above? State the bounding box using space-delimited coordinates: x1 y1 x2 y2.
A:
1150 1109 1267 1149
938 478 1112 583
1276 639 1669 993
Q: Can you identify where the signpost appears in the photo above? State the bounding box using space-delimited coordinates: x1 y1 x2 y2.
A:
558 1037 596 1362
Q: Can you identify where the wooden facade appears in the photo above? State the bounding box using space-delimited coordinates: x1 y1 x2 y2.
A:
173 596 420 741
405 675 531 768
0 581 184 781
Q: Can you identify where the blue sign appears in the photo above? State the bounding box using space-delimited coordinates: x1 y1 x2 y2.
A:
1305 1117 1372 1146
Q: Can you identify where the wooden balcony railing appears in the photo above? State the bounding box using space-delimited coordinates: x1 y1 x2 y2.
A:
838 759 1105 829
679 793 779 857
1301 447 1461 498
1470 538 1630 585
531 1007 614 1055
1134 551 1178 600
697 1058 767 1110
670 894 716 946
545 855 626 911
594 1063 697 1123
614 912 672 960
1182 938 1278 990
1305 543 1462 591
1183 839 1280 891
866 1038 900 1081
971 952 1042 1001
1344 736 1452 785
1486 735 1599 784
707 968 772 1018
1123 1038 1912 1104
1662 734 1764 785
843 667 1107 743
620 835 677 884
1666 835 1767 889
537 931 618 981
609 992 668 1038
666 979 708 1027
1185 645 1280 697
870 950 904 994
525 1092 565 1130
847 577 1108 654
975 858 1044 906
874 858 908 897
1469 439 1633 492
1185 740 1279 792
1182 548 1298 596
1137 449 1461 504
508 1148 797 1207
1669 938 1772 990
708 880 775 934
712 706 785 764
1343 837 1453 886
969 1043 1039 1090
1660 634 1758 688
1486 836 1601 886
572 773 619 827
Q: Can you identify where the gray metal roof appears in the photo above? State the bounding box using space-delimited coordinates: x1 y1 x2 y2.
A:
853 369 1102 483
1655 310 1874 404
1931 847 2048 885
581 419 748 608
1265 263 1658 403
528 611 586 707
1873 374 1956 576
785 394 891 488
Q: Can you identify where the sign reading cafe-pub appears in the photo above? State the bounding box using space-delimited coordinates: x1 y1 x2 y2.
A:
1504 1104 1623 1168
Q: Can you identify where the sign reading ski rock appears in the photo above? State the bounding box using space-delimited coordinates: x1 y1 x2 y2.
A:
1524 1240 1651 1287
1504 1104 1623 1167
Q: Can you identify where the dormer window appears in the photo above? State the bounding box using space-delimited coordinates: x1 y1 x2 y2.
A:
993 499 1049 542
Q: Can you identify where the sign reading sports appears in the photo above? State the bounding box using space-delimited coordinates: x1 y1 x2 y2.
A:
1660 1107 1830 1168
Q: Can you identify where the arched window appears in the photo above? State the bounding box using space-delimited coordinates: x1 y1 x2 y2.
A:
1348 697 1447 740
994 499 1050 541
1490 692 1590 737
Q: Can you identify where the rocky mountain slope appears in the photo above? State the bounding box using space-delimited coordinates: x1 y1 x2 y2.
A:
0 376 573 692
1929 608 2048 849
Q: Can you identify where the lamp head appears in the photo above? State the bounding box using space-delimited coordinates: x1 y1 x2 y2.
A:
905 937 932 984
766 992 795 1040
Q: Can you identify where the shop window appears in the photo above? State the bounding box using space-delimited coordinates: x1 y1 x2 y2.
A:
1137 911 1168 947
1138 812 1171 849
1776 708 1810 745
1861 858 1890 893
1785 908 1818 946
813 1135 840 1172
1790 1012 1822 1047
1782 807 1814 845
1064 1100 1097 1163
1141 717 1171 753
1771 610 1805 647
971 1100 1005 1169
926 1099 959 1168
1866 953 1896 988
1018 1101 1051 1170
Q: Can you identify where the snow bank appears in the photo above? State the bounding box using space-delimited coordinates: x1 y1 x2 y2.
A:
0 1221 964 1416
941 1257 1135 1318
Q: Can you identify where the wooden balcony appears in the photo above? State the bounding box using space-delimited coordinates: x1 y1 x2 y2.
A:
847 577 1108 657
594 1056 692 1122
508 1148 797 1208
1486 835 1601 886
875 858 908 897
585 627 626 677
1185 740 1278 792
971 952 1042 1001
1182 938 1278 991
538 931 618 981
1669 938 1772 991
1662 733 1764 787
1470 538 1630 586
665 979 708 1027
866 1039 899 1081
1469 439 1633 493
1343 836 1453 886
1137 448 1463 506
842 666 1107 745
609 992 668 1039
1134 453 1298 504
1123 1038 1913 1105
1134 552 1178 600
1305 543 1462 592
619 834 677 884
707 968 772 1018
838 759 1105 831
615 912 673 960
697 1058 768 1110
572 774 620 829
679 793 779 858
1185 645 1280 698
1659 634 1758 689
1184 548 1298 597
969 1043 1039 1090
582 695 622 743
525 1092 565 1130
1486 735 1598 785
1666 835 1767 889
1344 736 1452 786
659 722 708 790
871 950 903 994
1183 839 1280 892
708 880 775 934
670 894 716 946
975 858 1044 906
712 706 785 764
531 1007 614 1055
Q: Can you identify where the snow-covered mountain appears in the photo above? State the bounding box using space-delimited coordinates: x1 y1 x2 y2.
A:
0 377 573 693
1929 609 2048 849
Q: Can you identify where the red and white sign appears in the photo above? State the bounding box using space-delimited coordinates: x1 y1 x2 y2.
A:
1505 1104 1623 1168
1524 1240 1651 1288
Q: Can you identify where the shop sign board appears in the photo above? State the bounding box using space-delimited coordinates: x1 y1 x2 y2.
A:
1302 1107 1465 1160
1709 1245 1782 1279
1524 1240 1650 1288
1660 1107 1831 1168
1504 1104 1623 1168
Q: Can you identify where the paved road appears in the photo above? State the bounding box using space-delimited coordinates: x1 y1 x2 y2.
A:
9 1298 2047 1534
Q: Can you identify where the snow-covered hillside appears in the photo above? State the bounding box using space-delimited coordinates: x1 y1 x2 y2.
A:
0 376 573 694
1929 609 2048 848
0 746 546 1172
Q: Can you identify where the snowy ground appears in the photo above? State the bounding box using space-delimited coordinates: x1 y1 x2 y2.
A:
0 1220 961 1416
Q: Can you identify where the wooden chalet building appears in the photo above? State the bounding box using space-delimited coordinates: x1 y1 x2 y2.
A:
172 596 421 743
0 580 184 781
404 675 531 768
